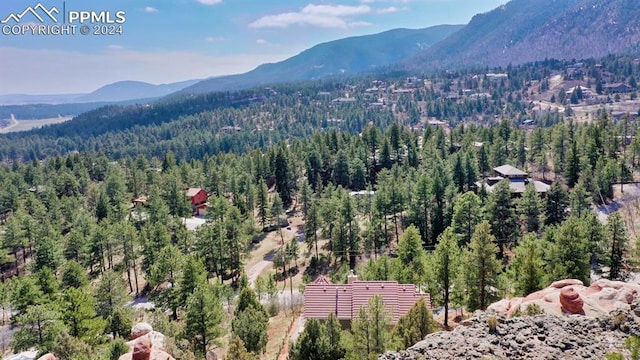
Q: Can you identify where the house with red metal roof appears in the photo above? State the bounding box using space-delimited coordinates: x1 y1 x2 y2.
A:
304 271 431 328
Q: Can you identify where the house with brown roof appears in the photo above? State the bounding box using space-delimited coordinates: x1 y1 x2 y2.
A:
604 83 633 94
304 271 431 328
476 165 550 197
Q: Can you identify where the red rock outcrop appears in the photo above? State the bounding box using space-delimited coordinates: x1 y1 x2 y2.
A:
37 354 57 360
119 324 176 360
488 279 640 317
559 287 584 314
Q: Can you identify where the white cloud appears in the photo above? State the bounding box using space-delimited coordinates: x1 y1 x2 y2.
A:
347 20 373 27
143 6 159 13
0 47 292 94
377 6 399 13
107 45 124 50
249 4 371 29
196 0 222 5
205 36 226 42
256 39 281 48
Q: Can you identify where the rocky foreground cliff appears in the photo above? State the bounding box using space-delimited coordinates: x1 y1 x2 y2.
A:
380 279 640 360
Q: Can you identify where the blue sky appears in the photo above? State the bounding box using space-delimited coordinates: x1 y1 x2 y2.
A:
0 0 506 95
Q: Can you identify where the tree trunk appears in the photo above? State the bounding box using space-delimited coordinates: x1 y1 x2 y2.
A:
133 260 140 295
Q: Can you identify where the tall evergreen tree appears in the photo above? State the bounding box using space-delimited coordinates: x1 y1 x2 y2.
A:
451 191 483 246
349 295 391 358
517 183 545 233
606 212 629 281
185 284 226 357
95 270 130 337
509 235 544 296
544 216 591 285
486 180 520 255
432 227 461 329
395 225 426 284
545 181 569 226
463 221 502 311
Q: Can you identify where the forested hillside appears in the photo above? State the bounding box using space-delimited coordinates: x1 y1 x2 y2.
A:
3 55 640 162
178 25 462 95
1 54 640 359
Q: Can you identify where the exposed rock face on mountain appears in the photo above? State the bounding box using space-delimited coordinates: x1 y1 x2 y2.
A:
489 279 640 317
380 279 640 360
406 0 640 70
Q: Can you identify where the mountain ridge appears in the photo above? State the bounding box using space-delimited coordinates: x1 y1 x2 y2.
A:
178 25 463 95
0 79 200 106
405 0 640 69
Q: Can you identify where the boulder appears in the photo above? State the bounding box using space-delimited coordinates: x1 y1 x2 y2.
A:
37 355 57 360
559 287 584 314
487 279 640 318
119 327 176 360
131 322 153 340
126 323 166 351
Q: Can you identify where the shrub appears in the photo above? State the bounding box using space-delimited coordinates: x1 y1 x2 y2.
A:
267 299 280 317
487 315 498 334
524 303 544 316
510 306 523 318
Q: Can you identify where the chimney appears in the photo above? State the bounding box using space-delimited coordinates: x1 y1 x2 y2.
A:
348 269 358 284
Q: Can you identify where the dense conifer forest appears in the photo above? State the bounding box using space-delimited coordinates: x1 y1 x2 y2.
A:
1 54 640 359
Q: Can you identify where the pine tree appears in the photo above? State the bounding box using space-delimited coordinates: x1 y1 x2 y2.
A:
569 178 592 217
256 179 269 227
304 199 320 259
395 225 426 284
62 287 106 343
451 191 483 246
225 336 258 360
185 284 226 357
606 212 629 281
332 150 351 188
288 318 331 360
545 181 569 226
517 183 545 233
95 270 130 337
12 304 64 354
433 227 461 328
178 256 208 306
464 221 502 311
544 216 591 285
349 295 391 358
452 153 466 192
509 235 544 296
232 305 268 354
393 297 435 349
486 180 520 255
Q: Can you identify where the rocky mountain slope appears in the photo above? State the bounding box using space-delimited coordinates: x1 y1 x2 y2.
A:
406 0 640 69
381 279 640 359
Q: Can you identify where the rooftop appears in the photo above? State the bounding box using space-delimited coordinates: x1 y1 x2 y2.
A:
304 275 430 323
186 187 204 197
494 165 528 177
